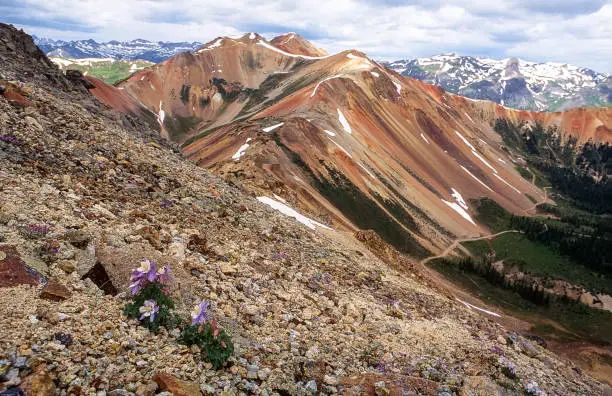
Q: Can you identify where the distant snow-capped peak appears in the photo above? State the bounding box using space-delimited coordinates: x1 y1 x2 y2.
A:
384 55 610 111
33 36 203 63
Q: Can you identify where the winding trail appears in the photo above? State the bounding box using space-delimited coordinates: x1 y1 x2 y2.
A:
416 230 523 322
522 185 551 214
420 230 519 266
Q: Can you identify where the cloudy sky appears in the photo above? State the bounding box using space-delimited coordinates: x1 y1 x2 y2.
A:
1 0 611 71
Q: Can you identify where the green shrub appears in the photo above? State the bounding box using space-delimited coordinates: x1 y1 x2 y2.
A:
124 260 234 368
123 282 179 333
180 321 234 369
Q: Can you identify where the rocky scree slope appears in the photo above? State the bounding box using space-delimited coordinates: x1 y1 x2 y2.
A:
384 54 611 111
0 24 608 394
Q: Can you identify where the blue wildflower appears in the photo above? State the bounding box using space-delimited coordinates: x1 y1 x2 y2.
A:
526 380 546 395
498 356 516 378
155 263 171 284
129 259 157 295
139 299 159 322
191 300 209 326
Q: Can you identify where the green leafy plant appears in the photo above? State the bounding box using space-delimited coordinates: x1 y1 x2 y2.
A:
124 260 234 368
179 320 234 369
124 282 178 333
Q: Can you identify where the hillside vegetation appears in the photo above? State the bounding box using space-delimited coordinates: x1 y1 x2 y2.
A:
51 57 154 84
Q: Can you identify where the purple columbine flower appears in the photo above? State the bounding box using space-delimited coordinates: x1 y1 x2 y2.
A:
498 356 516 377
191 300 209 326
155 263 171 284
139 299 159 322
143 259 158 282
0 134 21 145
128 276 144 295
128 259 157 295
526 380 545 395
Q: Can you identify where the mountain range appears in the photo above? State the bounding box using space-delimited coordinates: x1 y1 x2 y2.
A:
87 32 611 255
34 36 612 112
384 55 612 112
2 24 612 393
33 36 203 63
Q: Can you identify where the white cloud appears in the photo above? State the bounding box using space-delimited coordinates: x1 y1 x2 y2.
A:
3 0 611 71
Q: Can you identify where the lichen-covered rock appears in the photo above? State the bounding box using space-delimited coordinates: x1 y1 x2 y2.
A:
19 365 57 395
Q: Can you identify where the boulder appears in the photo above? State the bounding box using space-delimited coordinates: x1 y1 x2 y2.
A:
219 262 237 275
152 372 201 396
94 242 183 294
0 245 41 288
2 88 31 108
135 381 158 396
459 376 503 396
65 69 95 89
19 366 57 395
24 116 43 131
40 279 72 301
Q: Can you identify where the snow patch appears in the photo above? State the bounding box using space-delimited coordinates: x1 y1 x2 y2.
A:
370 71 380 78
451 188 468 210
456 298 501 317
420 133 430 144
257 40 329 60
461 166 493 192
498 158 507 164
393 81 402 95
262 122 284 132
282 33 296 44
197 38 223 53
456 131 497 173
442 200 475 225
358 163 376 179
231 140 250 161
337 109 352 134
311 74 344 97
328 137 352 158
249 32 256 39
157 101 165 126
346 53 372 69
442 187 475 225
494 174 521 194
257 196 332 230
323 130 337 137
471 150 497 173
273 194 286 203
455 131 475 151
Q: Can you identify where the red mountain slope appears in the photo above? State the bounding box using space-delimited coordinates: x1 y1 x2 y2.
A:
93 33 612 256
269 33 328 57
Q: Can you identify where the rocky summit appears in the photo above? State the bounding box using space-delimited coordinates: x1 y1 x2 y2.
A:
0 23 611 395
